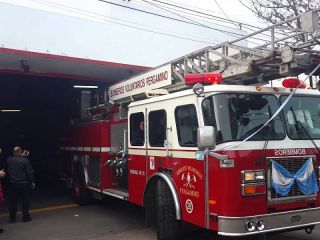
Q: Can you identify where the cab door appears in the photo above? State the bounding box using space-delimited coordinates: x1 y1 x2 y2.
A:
127 111 147 205
171 104 207 228
146 109 168 178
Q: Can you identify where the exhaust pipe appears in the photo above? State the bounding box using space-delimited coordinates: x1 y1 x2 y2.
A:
305 226 314 235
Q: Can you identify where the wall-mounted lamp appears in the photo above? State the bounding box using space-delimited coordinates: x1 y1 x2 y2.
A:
1 109 21 112
73 85 98 89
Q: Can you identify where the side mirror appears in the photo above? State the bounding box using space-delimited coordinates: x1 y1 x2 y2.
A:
197 126 216 150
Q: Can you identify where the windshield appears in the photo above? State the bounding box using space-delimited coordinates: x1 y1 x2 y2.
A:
280 96 320 139
202 93 285 143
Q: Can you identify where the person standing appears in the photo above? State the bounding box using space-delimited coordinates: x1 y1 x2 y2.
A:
0 148 6 233
6 146 35 223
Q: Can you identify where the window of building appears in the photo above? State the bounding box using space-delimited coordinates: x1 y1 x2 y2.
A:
130 112 144 146
175 105 198 147
149 110 166 147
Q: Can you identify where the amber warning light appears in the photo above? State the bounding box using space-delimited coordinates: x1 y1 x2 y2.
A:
184 73 222 85
282 78 306 89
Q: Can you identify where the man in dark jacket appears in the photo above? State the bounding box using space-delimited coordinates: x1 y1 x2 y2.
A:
7 146 35 223
0 147 6 233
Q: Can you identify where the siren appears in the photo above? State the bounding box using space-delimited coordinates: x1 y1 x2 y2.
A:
184 73 222 85
282 78 306 89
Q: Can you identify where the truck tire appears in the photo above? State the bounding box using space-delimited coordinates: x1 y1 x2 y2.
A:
73 165 91 205
156 178 181 240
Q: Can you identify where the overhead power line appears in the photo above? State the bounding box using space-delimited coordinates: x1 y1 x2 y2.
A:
30 0 217 44
140 0 242 39
33 0 283 48
138 0 269 45
97 0 266 41
146 0 255 29
134 0 271 41
134 0 240 29
165 0 222 15
146 0 288 38
81 0 278 47
213 0 234 24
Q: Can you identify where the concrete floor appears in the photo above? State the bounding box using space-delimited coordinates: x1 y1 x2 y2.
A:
0 182 319 240
0 203 148 240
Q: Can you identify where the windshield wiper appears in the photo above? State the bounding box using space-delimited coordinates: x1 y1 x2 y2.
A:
290 107 320 154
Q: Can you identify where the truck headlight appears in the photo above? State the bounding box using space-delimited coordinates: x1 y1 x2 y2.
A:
255 171 265 181
242 170 265 183
244 172 255 181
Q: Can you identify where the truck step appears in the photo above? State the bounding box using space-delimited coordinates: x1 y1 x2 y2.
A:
102 188 129 200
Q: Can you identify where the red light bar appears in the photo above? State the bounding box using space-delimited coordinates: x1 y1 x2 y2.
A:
185 73 222 85
282 78 306 89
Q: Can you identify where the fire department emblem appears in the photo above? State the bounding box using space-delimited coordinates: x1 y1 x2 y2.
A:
181 172 197 189
185 199 193 214
176 166 203 198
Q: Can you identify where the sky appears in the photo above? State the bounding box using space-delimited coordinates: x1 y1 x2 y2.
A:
0 0 268 66
0 0 265 27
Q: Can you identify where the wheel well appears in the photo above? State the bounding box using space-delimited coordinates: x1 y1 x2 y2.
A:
143 173 181 220
73 162 89 186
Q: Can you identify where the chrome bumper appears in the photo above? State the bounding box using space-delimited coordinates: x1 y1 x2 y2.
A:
217 207 320 236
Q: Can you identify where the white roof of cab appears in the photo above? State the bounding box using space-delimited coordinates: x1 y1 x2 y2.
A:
129 84 320 108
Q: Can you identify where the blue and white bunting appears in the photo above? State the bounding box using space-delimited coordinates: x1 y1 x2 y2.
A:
271 158 319 196
271 160 295 196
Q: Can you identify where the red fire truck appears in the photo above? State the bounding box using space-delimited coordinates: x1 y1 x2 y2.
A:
60 10 320 240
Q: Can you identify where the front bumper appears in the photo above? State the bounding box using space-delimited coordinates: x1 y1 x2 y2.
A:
217 207 320 236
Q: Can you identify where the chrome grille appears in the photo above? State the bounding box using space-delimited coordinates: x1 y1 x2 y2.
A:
268 156 317 202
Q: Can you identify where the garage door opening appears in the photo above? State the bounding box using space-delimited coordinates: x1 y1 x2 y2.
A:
0 73 106 190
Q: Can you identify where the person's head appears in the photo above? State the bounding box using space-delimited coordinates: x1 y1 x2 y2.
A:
13 146 22 157
139 121 144 131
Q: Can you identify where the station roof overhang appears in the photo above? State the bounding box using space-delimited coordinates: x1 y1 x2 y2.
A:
0 48 150 83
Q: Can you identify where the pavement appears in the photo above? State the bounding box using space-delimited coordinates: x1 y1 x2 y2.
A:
0 197 153 240
0 181 319 240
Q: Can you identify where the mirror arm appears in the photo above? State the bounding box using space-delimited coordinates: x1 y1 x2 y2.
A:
206 150 228 160
205 150 234 168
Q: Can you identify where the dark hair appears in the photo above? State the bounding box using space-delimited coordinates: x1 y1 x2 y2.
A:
13 146 22 156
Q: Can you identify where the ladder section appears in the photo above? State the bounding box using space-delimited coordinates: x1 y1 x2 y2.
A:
109 9 320 104
170 9 320 86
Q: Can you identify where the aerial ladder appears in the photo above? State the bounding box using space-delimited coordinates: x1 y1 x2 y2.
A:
108 8 320 105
